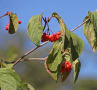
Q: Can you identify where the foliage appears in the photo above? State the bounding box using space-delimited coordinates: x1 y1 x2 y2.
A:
83 11 97 52
0 10 97 89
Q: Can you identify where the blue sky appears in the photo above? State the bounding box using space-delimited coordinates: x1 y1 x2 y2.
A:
0 0 97 78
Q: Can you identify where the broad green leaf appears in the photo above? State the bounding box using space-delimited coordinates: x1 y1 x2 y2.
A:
73 59 81 83
22 83 35 90
83 11 97 52
47 50 62 72
64 28 71 50
44 61 60 80
70 31 84 60
63 29 84 61
27 15 43 46
0 68 22 90
46 49 62 80
8 12 19 34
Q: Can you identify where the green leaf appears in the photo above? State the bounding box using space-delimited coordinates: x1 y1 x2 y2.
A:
22 83 35 90
46 45 62 80
27 15 43 46
73 59 81 83
70 31 84 60
0 68 22 90
8 12 19 34
83 11 97 52
47 50 62 72
44 61 60 80
1 63 13 68
64 28 71 50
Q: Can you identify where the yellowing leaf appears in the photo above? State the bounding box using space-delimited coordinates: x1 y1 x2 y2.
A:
83 11 97 52
8 12 19 34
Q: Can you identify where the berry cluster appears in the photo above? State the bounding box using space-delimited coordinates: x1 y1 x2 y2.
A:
60 61 72 72
41 32 61 42
5 20 22 30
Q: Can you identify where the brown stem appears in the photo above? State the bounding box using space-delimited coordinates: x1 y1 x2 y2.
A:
22 57 47 61
0 14 7 19
42 16 52 31
13 41 49 66
71 18 90 32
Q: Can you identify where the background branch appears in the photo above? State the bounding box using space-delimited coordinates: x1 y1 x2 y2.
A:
22 57 47 62
13 41 49 66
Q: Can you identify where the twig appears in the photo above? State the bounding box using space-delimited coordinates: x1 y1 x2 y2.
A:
13 41 49 66
71 18 90 32
22 57 47 61
42 17 47 31
0 12 8 19
0 15 6 19
42 16 52 31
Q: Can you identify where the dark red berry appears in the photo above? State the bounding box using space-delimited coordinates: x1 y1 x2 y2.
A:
5 26 9 30
18 20 22 24
60 61 72 73
49 35 54 42
41 33 49 42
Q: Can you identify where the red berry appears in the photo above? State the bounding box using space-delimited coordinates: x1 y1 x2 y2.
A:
52 34 57 41
5 26 9 30
18 20 22 24
60 61 72 73
49 35 54 42
56 31 61 35
41 33 49 42
7 23 9 26
56 34 60 40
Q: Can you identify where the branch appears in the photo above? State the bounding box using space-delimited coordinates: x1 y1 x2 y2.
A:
71 18 90 32
13 41 49 66
0 13 8 19
0 15 6 19
22 57 47 62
